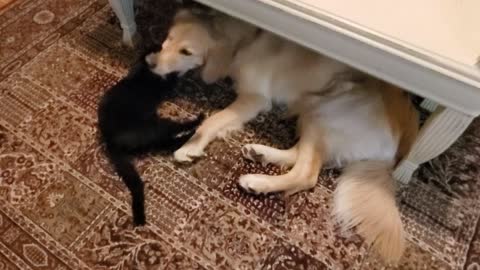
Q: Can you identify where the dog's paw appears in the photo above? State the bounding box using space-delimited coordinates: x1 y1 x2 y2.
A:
238 174 272 195
241 144 267 166
174 143 205 163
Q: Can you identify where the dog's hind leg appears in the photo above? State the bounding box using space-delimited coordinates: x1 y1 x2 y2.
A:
241 143 298 168
238 123 324 196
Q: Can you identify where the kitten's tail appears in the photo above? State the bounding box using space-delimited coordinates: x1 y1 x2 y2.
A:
104 114 204 226
106 150 146 226
333 160 405 263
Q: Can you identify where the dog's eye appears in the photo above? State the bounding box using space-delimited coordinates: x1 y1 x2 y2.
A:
179 48 192 56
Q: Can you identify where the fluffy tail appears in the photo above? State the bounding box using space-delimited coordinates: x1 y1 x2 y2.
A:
107 150 146 226
333 160 405 263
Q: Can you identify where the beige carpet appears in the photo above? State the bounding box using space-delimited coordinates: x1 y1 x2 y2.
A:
1 0 480 269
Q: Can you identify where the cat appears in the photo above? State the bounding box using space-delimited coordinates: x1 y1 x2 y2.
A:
97 57 203 226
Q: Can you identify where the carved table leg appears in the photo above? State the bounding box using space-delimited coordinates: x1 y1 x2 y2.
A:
393 106 474 183
420 98 439 112
109 0 136 47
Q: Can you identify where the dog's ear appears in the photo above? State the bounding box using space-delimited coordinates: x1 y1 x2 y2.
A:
175 6 216 23
201 42 234 84
174 9 194 22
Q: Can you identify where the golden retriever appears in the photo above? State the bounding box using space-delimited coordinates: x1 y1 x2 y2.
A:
146 9 419 263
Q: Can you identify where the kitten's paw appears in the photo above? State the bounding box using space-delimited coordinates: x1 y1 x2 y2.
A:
241 144 266 165
242 144 274 166
174 143 205 163
238 174 272 195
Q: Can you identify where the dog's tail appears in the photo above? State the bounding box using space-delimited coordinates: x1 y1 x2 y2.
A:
106 149 146 226
114 114 205 155
333 160 405 263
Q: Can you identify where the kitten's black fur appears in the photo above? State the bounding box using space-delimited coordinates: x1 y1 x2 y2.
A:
98 59 203 226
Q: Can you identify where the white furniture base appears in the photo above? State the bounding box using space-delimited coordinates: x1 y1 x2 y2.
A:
108 0 136 47
108 0 185 46
420 99 439 113
108 0 480 184
393 106 474 183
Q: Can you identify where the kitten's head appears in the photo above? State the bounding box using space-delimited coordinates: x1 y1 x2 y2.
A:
127 58 180 87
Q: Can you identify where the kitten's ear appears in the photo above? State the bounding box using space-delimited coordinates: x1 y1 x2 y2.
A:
201 42 234 84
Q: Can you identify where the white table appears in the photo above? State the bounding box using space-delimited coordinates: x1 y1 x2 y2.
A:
109 0 480 183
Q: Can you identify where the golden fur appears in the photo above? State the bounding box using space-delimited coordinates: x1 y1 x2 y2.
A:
146 9 258 83
241 79 418 263
172 28 350 163
148 9 419 263
380 81 419 163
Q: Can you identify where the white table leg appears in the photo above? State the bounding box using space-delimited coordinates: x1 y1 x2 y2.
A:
393 106 474 184
420 98 439 112
109 0 136 47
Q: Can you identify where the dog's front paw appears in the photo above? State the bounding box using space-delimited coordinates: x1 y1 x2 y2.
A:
174 143 205 163
238 174 272 195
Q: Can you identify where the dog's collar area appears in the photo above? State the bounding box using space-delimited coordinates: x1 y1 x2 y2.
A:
162 71 180 80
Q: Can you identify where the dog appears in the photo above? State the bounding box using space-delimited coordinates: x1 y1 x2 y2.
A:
172 29 350 163
146 9 419 262
97 58 204 226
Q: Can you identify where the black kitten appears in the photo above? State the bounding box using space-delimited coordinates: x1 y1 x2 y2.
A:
98 59 203 226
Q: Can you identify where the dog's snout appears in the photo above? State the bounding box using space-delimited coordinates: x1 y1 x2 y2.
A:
148 61 156 69
145 53 157 69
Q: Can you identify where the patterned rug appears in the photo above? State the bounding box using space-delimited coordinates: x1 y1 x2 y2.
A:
1 0 480 269
0 0 13 9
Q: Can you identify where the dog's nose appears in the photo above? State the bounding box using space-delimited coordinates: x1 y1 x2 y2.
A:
148 61 156 69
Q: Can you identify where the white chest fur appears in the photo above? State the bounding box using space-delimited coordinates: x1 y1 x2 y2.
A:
306 89 398 168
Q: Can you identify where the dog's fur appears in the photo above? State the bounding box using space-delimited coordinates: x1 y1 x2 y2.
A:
147 9 419 262
172 28 350 162
146 8 258 84
240 79 418 262
97 59 203 226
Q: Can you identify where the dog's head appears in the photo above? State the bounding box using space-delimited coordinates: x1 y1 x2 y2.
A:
146 9 237 84
146 9 215 78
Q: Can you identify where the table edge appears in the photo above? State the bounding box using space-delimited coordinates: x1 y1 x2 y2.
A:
273 0 480 81
195 0 480 116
